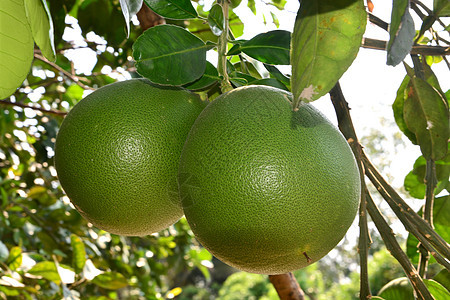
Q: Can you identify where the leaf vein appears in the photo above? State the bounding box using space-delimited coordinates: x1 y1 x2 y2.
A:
136 44 207 62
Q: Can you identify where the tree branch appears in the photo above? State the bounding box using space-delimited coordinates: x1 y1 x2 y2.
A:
365 191 434 300
329 83 372 300
368 13 389 31
410 0 448 29
33 54 94 91
136 3 165 31
328 82 450 299
269 273 305 300
361 38 450 56
363 155 450 260
0 99 67 116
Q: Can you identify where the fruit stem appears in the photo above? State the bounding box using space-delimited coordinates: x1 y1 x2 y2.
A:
217 0 233 93
269 273 306 300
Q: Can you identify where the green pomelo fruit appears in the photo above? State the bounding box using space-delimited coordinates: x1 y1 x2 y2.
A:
178 85 360 274
55 79 205 236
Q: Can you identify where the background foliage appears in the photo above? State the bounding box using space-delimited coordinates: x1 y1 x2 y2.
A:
0 0 449 299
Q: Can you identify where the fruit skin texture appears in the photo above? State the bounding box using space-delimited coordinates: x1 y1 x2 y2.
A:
55 79 205 236
178 85 360 274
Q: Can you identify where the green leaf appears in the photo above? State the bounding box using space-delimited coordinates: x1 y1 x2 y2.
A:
27 185 47 199
37 231 59 255
77 0 127 47
119 0 143 37
229 71 257 85
62 84 85 106
27 261 74 284
0 0 34 98
233 61 262 79
143 0 197 19
133 24 208 85
252 78 289 91
184 61 219 91
71 234 86 274
28 261 60 284
230 77 249 87
387 1 415 66
230 0 242 8
1 187 9 208
208 4 224 36
404 66 449 160
264 64 290 88
378 277 413 299
27 185 55 206
404 150 450 199
187 19 218 43
247 0 256 14
92 272 128 290
240 30 290 65
272 0 287 10
0 241 9 262
270 12 279 27
393 61 448 145
24 0 56 61
392 75 417 144
406 195 450 264
290 0 366 106
434 0 450 16
6 246 22 271
229 10 244 39
421 59 447 98
433 269 450 291
425 279 450 299
227 43 243 56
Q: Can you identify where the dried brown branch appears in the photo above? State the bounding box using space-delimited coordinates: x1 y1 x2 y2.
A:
328 82 450 299
329 82 372 299
365 191 434 300
136 3 165 31
269 273 305 300
363 155 450 260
